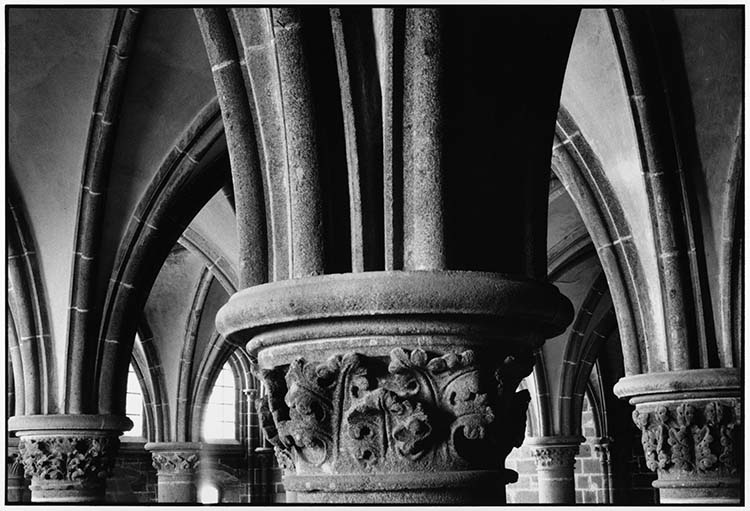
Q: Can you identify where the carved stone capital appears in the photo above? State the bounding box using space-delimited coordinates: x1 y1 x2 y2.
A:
630 400 740 476
220 272 572 503
18 435 119 482
615 369 741 504
527 436 583 470
256 348 535 478
145 442 201 475
8 414 131 503
593 438 611 463
529 444 580 469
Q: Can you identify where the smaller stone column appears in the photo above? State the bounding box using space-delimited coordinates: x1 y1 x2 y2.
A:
145 442 201 503
528 436 584 504
253 446 275 504
593 437 614 504
243 388 258 503
243 388 259 455
8 414 132 503
7 452 29 503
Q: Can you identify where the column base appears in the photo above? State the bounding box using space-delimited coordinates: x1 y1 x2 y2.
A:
614 369 741 505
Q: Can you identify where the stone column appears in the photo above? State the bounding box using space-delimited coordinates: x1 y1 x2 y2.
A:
253 446 275 504
528 436 583 504
243 388 259 502
614 369 741 504
594 437 614 504
243 388 259 456
7 451 29 503
145 442 201 503
7 414 131 503
218 272 572 504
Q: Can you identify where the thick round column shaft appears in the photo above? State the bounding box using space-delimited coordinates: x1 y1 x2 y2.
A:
614 369 741 504
145 442 201 503
528 436 583 504
8 414 131 503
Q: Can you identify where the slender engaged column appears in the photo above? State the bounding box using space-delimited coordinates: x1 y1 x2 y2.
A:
145 442 201 503
218 271 573 504
253 446 275 504
243 388 259 457
614 369 741 504
594 437 614 504
528 436 583 504
8 414 131 503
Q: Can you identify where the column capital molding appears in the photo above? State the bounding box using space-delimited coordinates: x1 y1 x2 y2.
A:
526 435 585 447
8 413 133 436
613 368 740 403
217 271 573 346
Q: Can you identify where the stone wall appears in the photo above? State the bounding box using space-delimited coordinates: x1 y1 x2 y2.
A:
108 444 158 503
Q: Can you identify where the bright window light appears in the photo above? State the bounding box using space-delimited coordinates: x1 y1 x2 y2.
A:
124 362 145 437
202 362 236 441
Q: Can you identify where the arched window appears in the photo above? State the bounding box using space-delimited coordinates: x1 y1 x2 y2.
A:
202 362 237 441
124 363 145 438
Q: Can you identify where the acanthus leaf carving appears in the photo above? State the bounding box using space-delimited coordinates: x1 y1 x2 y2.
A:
631 399 741 477
151 452 200 474
259 346 535 474
18 436 119 485
530 445 578 468
384 390 432 461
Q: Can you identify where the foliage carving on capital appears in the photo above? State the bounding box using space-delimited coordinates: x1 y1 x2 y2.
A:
632 399 740 476
530 445 578 468
18 436 118 484
256 347 534 474
151 452 200 474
